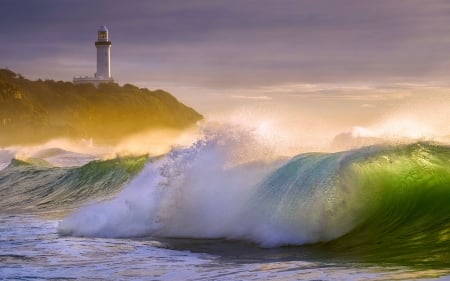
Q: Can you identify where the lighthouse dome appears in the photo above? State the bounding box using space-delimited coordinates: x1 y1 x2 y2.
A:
98 25 109 32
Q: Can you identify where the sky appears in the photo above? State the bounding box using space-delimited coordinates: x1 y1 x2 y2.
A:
1 0 450 131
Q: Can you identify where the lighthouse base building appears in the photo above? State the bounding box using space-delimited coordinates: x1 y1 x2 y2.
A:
74 25 115 86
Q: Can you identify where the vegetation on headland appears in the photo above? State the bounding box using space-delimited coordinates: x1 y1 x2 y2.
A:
0 69 203 146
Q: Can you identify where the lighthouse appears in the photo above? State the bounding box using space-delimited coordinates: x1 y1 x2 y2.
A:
73 25 115 86
95 25 112 79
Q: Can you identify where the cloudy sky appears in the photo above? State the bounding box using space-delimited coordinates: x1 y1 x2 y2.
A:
1 0 450 120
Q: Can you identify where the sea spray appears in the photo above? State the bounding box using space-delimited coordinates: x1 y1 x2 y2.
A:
58 125 283 238
57 124 374 243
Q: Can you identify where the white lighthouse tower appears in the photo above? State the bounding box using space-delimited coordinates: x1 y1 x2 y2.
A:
95 25 112 79
73 25 115 86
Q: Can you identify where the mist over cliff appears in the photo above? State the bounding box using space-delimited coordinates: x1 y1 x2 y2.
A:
0 69 203 146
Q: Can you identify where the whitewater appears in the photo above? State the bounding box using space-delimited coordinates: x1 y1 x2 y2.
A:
1 121 450 280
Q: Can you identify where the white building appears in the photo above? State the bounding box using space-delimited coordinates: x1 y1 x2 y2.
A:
74 25 115 86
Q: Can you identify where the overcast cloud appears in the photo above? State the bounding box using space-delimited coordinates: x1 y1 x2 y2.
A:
2 0 450 92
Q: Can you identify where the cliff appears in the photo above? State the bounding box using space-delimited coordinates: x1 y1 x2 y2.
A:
0 69 203 146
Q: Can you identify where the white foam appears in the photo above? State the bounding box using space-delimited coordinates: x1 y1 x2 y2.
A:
58 125 282 240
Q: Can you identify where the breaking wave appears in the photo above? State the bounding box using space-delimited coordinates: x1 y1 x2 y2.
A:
1 125 449 266
55 127 450 265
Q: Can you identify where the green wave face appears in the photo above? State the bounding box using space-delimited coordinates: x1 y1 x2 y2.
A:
0 156 148 212
325 143 450 266
254 143 450 266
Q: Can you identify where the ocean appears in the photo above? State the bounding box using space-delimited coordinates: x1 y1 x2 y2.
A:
1 128 450 280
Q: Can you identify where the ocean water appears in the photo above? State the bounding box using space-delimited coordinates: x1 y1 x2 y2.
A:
3 215 450 281
1 129 450 280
